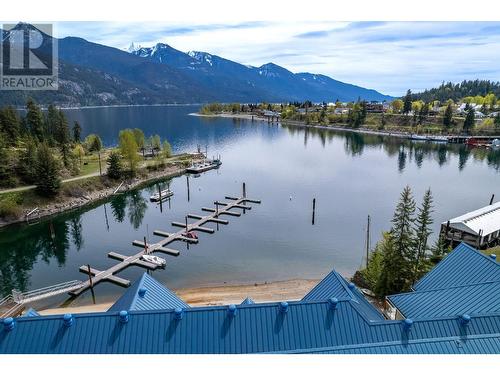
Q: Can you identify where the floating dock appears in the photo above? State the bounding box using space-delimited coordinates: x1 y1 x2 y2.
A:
70 184 259 296
0 184 260 317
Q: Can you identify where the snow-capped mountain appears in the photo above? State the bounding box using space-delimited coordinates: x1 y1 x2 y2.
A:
130 42 393 102
0 23 392 106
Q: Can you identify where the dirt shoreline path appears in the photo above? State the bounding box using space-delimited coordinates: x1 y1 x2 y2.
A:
38 279 320 315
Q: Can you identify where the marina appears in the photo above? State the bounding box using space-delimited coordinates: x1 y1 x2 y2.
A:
0 105 499 311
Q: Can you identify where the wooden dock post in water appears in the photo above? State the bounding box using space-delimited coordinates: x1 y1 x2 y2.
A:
87 264 93 288
490 194 495 205
186 175 190 202
366 215 371 268
312 198 316 225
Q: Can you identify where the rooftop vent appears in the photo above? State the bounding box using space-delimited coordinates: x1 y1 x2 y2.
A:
228 304 237 317
63 314 74 327
119 310 129 324
490 254 497 261
403 318 413 330
328 297 339 310
348 282 356 290
279 302 289 313
3 317 15 331
460 314 471 326
174 307 183 320
138 288 147 297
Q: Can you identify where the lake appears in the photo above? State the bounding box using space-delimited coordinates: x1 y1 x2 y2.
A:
0 105 499 309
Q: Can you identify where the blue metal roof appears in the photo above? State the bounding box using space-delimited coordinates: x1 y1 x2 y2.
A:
1 301 499 354
302 269 384 321
280 334 500 354
240 297 255 305
388 281 500 319
108 273 189 312
414 242 499 291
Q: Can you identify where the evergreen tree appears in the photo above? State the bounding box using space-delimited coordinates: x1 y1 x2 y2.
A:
443 103 453 128
19 137 38 184
45 104 59 144
106 151 122 180
0 106 20 145
55 110 70 146
0 133 14 187
26 99 45 141
73 121 82 143
403 89 413 115
376 186 416 296
463 107 475 133
34 143 61 196
411 189 433 285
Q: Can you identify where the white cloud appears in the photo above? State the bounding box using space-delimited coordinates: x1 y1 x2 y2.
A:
54 21 500 96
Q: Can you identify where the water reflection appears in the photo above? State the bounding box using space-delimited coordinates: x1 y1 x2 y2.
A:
0 111 498 301
282 124 500 172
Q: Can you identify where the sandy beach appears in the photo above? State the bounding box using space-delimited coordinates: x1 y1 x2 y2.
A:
38 279 320 316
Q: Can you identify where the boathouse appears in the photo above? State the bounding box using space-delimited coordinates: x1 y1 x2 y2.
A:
1 243 499 354
440 201 500 248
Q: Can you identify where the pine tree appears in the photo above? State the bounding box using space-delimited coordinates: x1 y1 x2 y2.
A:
403 89 413 115
0 106 20 145
107 151 122 180
19 137 38 184
463 108 475 133
377 186 416 296
73 121 82 143
26 99 45 141
0 133 13 187
443 103 453 128
45 104 59 144
35 143 61 196
411 189 433 285
55 110 70 146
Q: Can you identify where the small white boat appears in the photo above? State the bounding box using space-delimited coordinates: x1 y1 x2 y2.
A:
427 135 449 143
141 254 166 267
150 189 174 202
408 134 428 141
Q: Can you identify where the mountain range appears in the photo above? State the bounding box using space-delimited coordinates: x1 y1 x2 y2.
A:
0 23 393 107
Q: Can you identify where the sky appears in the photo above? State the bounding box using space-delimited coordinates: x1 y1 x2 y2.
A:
54 21 500 97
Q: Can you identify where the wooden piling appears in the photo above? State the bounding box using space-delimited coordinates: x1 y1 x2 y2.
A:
312 198 316 225
490 194 495 205
186 175 190 202
87 264 93 288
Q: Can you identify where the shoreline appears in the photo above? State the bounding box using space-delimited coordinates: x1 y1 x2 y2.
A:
38 278 321 315
0 154 202 228
190 112 500 139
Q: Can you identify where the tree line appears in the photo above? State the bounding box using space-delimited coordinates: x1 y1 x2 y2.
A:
411 80 500 103
0 99 172 197
356 186 450 298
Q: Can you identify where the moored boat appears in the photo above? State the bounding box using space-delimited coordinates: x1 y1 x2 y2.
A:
150 189 174 202
141 254 166 267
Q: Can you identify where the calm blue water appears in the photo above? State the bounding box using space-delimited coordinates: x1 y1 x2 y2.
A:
0 105 498 309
